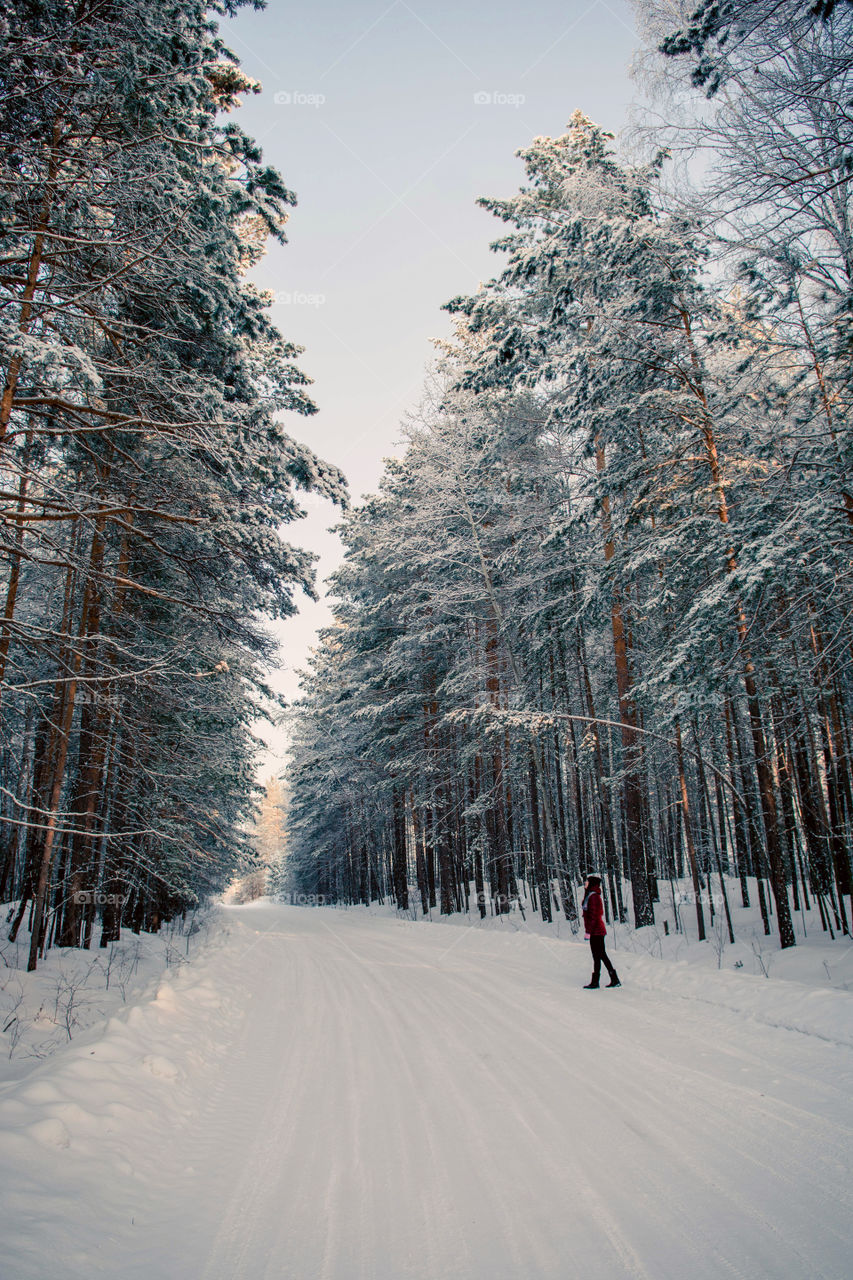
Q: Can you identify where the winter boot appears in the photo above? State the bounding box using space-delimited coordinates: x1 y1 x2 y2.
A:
606 973 621 988
583 977 600 989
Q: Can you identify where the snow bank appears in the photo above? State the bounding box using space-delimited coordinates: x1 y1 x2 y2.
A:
621 952 853 1048
0 909 216 1079
0 909 239 1277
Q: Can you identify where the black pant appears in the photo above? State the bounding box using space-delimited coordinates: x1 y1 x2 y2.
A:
589 935 617 982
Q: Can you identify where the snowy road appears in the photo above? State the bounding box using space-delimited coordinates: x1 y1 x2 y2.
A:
1 902 852 1279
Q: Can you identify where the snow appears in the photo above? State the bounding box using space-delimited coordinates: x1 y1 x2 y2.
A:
0 913 213 1076
0 900 852 1279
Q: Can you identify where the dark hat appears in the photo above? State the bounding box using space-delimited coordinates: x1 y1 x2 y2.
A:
584 874 602 888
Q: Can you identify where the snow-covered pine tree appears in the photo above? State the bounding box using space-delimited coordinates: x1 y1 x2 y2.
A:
286 113 852 948
0 0 345 966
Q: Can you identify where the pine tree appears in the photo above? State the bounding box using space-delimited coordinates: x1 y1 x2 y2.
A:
0 0 345 966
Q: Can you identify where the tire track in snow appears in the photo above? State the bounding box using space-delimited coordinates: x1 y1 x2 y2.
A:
197 934 330 1280
431 947 851 1277
19 905 849 1280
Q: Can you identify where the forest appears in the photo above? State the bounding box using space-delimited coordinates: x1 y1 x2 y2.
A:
1 0 852 970
0 0 344 969
283 0 853 953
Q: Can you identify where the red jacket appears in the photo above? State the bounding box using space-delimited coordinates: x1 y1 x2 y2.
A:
582 888 606 937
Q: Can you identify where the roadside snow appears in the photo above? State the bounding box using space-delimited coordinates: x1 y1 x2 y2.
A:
0 910 214 1078
623 952 853 1047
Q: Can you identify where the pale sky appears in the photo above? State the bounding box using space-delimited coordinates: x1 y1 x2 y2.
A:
219 0 639 773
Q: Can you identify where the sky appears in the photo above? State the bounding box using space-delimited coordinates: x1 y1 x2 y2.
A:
219 0 640 774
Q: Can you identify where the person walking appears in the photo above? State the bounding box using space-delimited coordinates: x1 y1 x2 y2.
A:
582 874 620 988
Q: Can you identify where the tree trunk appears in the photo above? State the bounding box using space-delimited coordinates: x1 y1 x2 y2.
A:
676 720 706 941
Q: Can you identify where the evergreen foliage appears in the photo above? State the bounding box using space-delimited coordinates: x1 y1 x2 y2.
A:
285 103 852 951
0 0 344 966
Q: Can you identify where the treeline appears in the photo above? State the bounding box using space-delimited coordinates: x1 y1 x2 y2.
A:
0 0 343 969
284 1 853 951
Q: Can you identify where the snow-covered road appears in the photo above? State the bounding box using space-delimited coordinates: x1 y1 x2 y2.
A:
1 902 852 1279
